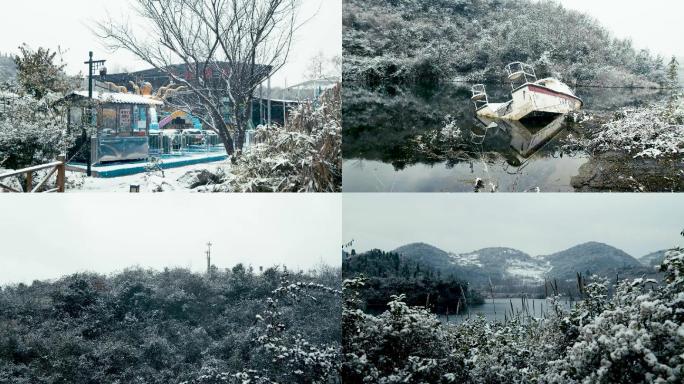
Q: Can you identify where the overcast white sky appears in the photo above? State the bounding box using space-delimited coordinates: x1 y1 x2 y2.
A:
551 0 684 58
0 0 341 86
344 194 684 257
0 194 341 285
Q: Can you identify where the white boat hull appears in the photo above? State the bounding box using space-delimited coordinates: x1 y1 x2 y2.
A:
476 83 582 121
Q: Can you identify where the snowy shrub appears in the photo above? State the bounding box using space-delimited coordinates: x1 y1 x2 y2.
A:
0 85 76 171
411 115 467 162
343 292 460 383
233 275 342 384
217 83 341 192
0 266 342 383
544 249 684 383
344 248 684 384
587 100 684 159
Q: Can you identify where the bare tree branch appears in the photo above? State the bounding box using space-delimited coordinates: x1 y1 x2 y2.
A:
94 0 302 155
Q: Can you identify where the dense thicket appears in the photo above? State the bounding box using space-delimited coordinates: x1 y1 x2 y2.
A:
343 248 684 383
343 249 483 313
344 0 666 86
218 83 342 192
0 265 341 383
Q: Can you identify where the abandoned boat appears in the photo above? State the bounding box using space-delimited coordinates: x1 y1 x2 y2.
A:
471 62 582 121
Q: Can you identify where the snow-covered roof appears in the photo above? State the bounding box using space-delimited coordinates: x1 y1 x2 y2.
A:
71 91 163 106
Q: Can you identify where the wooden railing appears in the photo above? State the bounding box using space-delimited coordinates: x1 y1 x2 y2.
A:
0 155 66 193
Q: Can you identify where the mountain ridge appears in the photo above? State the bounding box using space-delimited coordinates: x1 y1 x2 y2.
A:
344 241 659 286
639 249 669 267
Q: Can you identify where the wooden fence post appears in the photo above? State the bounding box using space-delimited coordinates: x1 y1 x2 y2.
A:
25 171 32 192
56 155 66 193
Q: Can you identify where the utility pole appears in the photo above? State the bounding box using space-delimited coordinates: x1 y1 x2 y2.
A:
206 241 213 274
259 82 264 125
267 76 271 126
283 78 287 129
83 52 106 176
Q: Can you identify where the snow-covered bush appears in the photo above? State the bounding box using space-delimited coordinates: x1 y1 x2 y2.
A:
412 114 466 161
544 249 684 383
233 275 342 383
217 83 341 192
587 99 684 159
343 291 459 383
1 266 341 383
0 84 76 170
343 249 684 384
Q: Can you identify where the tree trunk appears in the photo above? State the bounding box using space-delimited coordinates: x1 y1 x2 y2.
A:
233 97 253 152
213 112 235 155
217 129 234 156
235 129 245 153
234 114 246 152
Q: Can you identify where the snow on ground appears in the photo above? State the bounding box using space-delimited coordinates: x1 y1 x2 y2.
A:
66 161 231 192
449 252 482 267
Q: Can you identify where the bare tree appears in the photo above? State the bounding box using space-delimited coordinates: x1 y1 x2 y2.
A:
96 0 301 155
305 51 342 81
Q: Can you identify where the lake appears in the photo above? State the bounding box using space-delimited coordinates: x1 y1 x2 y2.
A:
342 83 680 192
440 297 575 323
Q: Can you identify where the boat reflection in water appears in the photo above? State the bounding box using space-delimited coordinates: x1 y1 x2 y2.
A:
474 114 568 169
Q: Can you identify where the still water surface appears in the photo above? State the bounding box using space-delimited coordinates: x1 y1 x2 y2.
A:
343 83 671 192
441 297 575 323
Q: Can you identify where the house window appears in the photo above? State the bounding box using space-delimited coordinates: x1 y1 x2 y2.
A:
132 105 147 131
119 106 132 133
69 107 83 127
101 108 117 134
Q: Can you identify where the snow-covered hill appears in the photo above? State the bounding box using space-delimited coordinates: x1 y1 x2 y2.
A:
504 258 552 282
448 248 551 283
390 242 653 286
639 249 668 267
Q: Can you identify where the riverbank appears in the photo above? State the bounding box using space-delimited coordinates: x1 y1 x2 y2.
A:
565 96 684 191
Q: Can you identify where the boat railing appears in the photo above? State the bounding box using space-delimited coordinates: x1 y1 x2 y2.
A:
471 84 489 110
506 62 537 89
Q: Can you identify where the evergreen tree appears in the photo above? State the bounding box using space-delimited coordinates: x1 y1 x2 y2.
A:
667 56 679 87
401 263 410 278
13 44 71 99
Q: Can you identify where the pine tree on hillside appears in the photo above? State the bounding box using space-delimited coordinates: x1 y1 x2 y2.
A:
667 56 679 87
